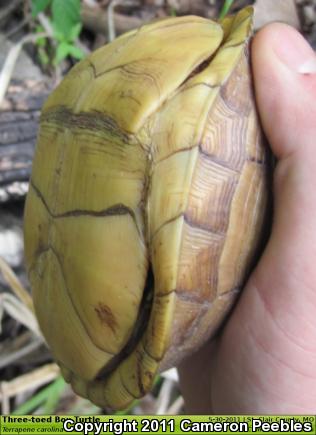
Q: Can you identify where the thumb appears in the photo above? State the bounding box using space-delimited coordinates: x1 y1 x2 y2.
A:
251 24 316 307
252 23 316 157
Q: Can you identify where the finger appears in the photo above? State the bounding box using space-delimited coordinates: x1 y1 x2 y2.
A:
251 23 316 319
252 22 316 158
252 25 316 270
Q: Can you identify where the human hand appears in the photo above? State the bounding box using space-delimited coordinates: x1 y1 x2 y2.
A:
178 23 316 414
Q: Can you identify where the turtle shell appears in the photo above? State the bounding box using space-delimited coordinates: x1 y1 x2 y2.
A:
24 7 271 410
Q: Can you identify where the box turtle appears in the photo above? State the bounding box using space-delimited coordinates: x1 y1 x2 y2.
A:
24 7 271 410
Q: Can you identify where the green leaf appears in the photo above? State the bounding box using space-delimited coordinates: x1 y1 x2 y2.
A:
219 0 234 19
68 22 82 42
51 0 81 41
41 377 66 414
13 377 65 415
66 44 84 60
31 0 51 17
54 41 72 64
54 41 84 64
52 24 64 42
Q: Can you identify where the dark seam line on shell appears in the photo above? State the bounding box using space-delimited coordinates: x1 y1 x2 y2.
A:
72 376 89 398
218 286 241 297
142 341 162 363
232 13 252 32
222 14 250 45
57 361 72 382
155 290 175 298
121 66 161 100
89 57 155 78
118 370 142 399
87 60 97 78
88 32 137 79
135 353 145 395
222 40 244 50
181 305 210 343
150 211 225 242
86 381 111 409
154 144 198 165
156 286 240 303
139 156 152 247
86 384 98 406
184 212 226 235
154 143 240 174
57 204 136 219
150 213 183 240
87 58 150 79
174 290 214 306
40 106 134 138
30 181 141 235
155 288 212 306
182 82 221 92
35 243 116 356
86 383 99 405
119 93 141 107
135 134 150 153
198 144 241 173
246 156 265 165
66 369 73 384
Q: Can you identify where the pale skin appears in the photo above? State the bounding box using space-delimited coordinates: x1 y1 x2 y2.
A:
178 23 316 413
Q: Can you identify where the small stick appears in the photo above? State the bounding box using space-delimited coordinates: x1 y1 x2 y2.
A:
108 0 119 41
0 32 49 107
0 337 43 370
167 395 184 414
155 378 174 414
0 256 34 312
0 363 60 403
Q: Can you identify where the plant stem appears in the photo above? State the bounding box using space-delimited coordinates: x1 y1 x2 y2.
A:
219 0 234 19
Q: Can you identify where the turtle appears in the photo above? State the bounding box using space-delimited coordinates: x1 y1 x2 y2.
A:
24 6 271 410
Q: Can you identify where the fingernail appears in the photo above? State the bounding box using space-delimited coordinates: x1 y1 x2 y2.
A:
298 58 316 74
274 26 316 74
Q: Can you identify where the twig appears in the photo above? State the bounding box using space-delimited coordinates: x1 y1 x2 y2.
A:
5 16 31 39
82 3 143 38
0 386 10 414
155 378 174 414
167 395 184 414
0 32 49 107
0 256 33 312
0 337 43 370
0 292 41 336
83 0 98 6
161 367 179 382
107 0 140 41
108 0 119 41
0 363 60 410
36 12 64 81
37 12 54 38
